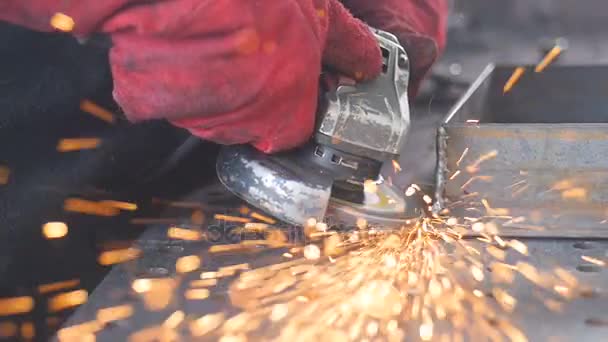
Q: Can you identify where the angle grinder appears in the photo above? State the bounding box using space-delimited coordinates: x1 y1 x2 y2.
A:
216 29 418 227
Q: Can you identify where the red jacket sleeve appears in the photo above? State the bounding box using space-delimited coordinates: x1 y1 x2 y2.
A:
0 1 447 153
0 0 383 153
341 0 448 94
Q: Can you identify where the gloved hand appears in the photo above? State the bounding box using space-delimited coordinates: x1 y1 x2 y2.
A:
0 0 446 153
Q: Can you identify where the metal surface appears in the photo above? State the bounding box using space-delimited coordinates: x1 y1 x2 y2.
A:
317 29 410 161
216 145 332 226
59 231 608 341
436 64 608 237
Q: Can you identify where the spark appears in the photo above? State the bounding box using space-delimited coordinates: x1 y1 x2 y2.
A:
80 99 115 123
492 288 517 312
185 289 210 300
503 67 526 93
0 322 17 338
38 279 80 294
270 304 289 322
356 218 368 230
449 170 461 180
509 239 529 256
48 290 88 312
42 222 68 239
282 252 293 258
131 279 153 294
20 322 35 340
535 46 562 73
214 214 251 223
466 150 498 173
251 212 276 224
99 200 137 211
57 321 102 341
0 296 34 316
391 159 402 173
456 148 469 167
561 187 587 201
581 255 606 266
167 227 204 241
97 304 134 324
98 248 141 266
0 166 9 185
466 119 479 124
163 311 185 329
64 198 120 217
419 322 434 341
191 279 218 288
50 12 75 32
471 265 485 281
303 244 321 260
201 272 218 280
139 278 177 311
57 138 100 152
176 255 202 273
190 313 225 337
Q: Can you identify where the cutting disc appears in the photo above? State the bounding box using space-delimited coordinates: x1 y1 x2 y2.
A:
327 182 422 227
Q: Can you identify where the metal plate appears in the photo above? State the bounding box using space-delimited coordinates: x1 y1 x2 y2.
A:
436 65 608 237
59 233 608 341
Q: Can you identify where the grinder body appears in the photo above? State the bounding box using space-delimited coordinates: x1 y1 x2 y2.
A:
216 29 411 226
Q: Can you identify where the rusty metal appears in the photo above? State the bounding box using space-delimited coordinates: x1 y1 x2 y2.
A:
436 64 608 237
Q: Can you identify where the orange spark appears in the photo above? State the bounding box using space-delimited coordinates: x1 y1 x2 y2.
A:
167 227 203 241
20 322 35 340
57 138 100 152
466 150 498 173
503 67 526 93
535 46 562 73
214 214 251 223
391 160 402 173
163 311 185 329
50 12 75 32
57 321 102 341
48 290 88 312
185 289 210 300
456 148 469 167
98 248 141 265
581 255 606 266
0 322 17 338
251 212 276 224
64 198 120 217
191 210 205 225
561 187 587 201
97 304 133 324
38 279 80 294
0 296 34 316
0 166 9 185
191 279 218 288
449 170 461 180
176 255 201 273
80 100 115 123
99 200 137 211
42 222 68 239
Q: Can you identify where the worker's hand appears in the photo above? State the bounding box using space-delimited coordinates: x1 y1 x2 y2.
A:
341 0 448 95
1 0 383 153
0 0 447 153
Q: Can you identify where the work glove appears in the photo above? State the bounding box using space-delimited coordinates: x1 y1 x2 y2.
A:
0 0 446 153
